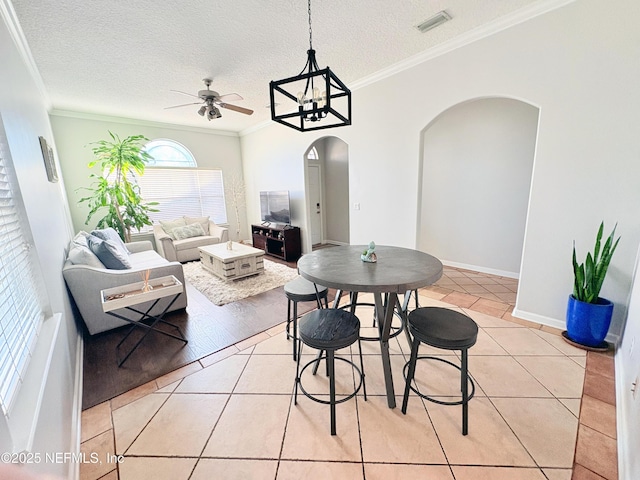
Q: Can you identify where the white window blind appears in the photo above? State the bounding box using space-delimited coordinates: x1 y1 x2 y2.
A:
0 149 43 416
137 168 228 229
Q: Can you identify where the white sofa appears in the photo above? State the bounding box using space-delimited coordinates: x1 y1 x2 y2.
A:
153 218 229 263
63 238 188 335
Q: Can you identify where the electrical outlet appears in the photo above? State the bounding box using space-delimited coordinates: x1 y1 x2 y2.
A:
354 203 360 211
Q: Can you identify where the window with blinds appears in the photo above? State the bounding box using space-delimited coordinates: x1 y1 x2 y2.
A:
136 168 228 229
0 145 44 416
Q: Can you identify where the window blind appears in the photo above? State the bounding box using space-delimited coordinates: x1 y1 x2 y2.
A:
136 168 228 229
0 151 43 416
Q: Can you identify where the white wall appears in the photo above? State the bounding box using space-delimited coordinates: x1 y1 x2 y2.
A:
241 0 640 340
1 4 79 477
419 98 538 276
323 137 350 245
50 114 247 241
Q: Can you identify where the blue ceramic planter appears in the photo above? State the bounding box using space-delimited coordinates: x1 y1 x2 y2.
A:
566 295 613 347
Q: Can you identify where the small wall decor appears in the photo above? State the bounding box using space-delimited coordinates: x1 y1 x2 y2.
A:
361 241 377 263
38 136 58 182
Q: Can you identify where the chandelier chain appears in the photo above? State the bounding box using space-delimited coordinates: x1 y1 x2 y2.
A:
308 0 313 50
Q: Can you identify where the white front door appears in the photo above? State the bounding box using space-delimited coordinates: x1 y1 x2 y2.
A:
308 164 322 245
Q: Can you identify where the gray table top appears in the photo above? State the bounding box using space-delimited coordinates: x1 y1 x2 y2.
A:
297 245 443 293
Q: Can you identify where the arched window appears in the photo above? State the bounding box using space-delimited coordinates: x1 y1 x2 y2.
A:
135 139 228 229
307 146 319 160
143 139 197 167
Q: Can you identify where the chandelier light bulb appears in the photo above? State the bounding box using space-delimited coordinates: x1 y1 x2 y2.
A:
297 91 306 105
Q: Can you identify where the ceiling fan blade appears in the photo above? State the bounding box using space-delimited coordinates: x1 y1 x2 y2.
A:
218 103 254 115
216 93 243 102
164 102 202 110
170 89 201 99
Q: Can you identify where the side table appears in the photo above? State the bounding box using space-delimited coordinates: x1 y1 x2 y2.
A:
101 275 187 367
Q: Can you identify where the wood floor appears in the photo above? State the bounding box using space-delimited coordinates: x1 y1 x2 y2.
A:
82 256 310 409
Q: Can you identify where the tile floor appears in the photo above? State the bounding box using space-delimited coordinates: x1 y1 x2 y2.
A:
80 283 591 480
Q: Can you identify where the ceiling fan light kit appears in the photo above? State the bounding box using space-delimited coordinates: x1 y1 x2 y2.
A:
166 78 253 121
269 0 351 132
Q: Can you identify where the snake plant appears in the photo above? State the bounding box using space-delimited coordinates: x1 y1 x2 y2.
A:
572 222 620 304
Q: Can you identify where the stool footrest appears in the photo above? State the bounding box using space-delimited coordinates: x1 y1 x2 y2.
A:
403 356 475 406
297 356 364 405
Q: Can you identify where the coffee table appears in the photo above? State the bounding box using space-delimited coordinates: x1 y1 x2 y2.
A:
199 242 265 281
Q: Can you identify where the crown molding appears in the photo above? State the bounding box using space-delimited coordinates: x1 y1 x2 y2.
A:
49 109 239 137
350 0 576 91
1 0 51 110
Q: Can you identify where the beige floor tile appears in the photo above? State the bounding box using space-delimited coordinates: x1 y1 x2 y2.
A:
128 393 228 456
580 395 616 438
235 332 270 351
200 345 240 368
155 362 203 389
277 461 363 480
570 356 587 368
97 471 118 480
468 329 510 356
156 380 180 393
428 397 535 466
79 430 116 480
451 466 547 479
574 425 618 480
417 294 463 309
252 332 296 355
191 459 278 480
359 353 411 397
408 354 484 398
203 394 290 459
492 398 578 468
112 392 169 454
110 380 158 410
266 322 287 336
364 464 453 480
234 354 297 394
359 330 404 355
81 402 112 443
297 353 360 396
175 354 249 393
281 397 361 461
484 328 564 356
560 398 582 418
359 396 447 464
531 329 587 357
515 356 585 398
118 457 196 480
462 308 523 328
542 468 572 480
466 356 551 397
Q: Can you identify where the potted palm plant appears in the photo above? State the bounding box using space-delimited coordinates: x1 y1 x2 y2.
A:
565 222 620 348
78 131 157 242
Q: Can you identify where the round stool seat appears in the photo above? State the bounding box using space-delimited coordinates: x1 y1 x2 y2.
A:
285 276 328 302
408 307 478 350
299 309 360 351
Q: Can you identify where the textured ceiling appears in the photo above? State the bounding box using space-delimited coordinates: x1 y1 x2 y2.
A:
11 0 542 133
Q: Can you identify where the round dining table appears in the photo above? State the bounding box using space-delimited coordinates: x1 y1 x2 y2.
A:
297 245 443 408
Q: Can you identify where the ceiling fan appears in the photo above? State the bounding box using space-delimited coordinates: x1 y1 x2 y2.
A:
166 78 254 120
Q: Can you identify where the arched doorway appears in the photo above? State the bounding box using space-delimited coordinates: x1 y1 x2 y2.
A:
418 97 539 277
303 136 350 252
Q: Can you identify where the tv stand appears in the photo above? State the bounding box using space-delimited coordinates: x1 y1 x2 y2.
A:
251 224 301 262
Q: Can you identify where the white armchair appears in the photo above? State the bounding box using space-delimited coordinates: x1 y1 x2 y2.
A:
153 219 229 262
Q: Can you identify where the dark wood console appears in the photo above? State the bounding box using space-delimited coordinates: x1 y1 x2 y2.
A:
251 224 301 262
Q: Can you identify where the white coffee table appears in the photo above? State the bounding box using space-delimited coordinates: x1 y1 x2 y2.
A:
199 242 265 282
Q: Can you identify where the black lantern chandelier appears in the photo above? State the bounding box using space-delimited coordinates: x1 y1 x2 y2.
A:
269 0 352 132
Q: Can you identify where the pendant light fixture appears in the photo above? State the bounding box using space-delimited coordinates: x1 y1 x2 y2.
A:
269 0 352 132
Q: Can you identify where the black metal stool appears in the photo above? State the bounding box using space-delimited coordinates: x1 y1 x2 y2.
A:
401 307 478 435
295 308 367 435
284 276 328 360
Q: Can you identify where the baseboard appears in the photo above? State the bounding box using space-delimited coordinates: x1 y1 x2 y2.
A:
325 240 348 246
441 260 519 279
70 331 84 480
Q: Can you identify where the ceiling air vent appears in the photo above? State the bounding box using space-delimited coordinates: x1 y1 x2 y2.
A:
416 11 451 33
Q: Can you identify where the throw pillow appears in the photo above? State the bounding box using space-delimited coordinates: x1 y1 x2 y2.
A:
91 227 130 255
160 218 187 239
184 216 210 235
68 245 105 268
87 235 132 270
172 223 206 240
72 231 91 249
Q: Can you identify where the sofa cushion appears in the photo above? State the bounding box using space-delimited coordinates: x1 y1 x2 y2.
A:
91 227 130 255
128 249 171 269
160 218 187 239
72 231 91 249
173 235 221 251
87 235 132 270
172 223 205 240
68 245 105 268
184 216 210 235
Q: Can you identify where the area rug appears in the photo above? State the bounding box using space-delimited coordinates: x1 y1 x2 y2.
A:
183 258 299 306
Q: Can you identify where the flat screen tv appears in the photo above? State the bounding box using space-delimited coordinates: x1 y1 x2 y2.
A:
260 190 291 225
